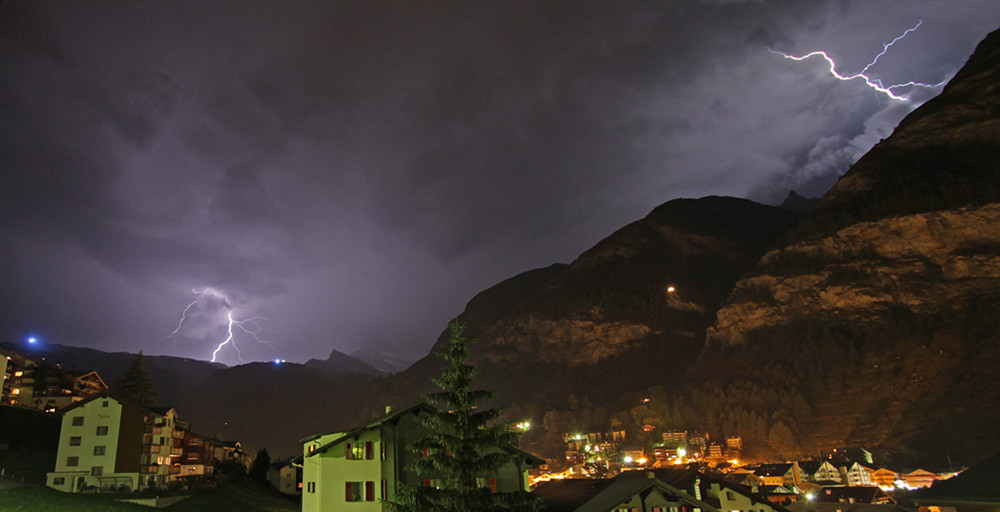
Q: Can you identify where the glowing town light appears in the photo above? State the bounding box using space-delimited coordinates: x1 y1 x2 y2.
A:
667 286 676 293
624 456 633 464
27 337 37 344
771 20 947 102
677 447 687 457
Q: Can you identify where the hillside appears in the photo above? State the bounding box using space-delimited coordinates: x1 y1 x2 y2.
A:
696 27 1000 466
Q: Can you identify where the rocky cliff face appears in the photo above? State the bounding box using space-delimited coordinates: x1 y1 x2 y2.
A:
366 197 802 425
699 28 1000 465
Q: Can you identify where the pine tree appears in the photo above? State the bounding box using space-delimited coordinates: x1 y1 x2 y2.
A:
388 322 541 512
118 352 158 407
249 448 271 484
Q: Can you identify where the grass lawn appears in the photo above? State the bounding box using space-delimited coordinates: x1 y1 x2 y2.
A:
0 478 299 512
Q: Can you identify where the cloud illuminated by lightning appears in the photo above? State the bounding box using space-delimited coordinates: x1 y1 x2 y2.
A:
164 288 281 364
771 20 947 102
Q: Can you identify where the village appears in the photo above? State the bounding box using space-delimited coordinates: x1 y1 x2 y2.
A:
2 345 987 512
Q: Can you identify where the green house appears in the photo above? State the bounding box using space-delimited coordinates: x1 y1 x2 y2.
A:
300 402 543 511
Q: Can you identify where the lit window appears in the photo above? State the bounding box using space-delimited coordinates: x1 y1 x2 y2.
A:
11 389 19 395
94 446 106 456
346 481 374 501
69 436 81 446
67 456 79 467
96 426 109 435
14 371 22 377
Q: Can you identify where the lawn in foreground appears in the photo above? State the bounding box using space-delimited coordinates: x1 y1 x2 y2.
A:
0 477 299 512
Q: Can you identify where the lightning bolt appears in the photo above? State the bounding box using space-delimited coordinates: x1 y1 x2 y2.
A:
164 288 281 364
771 20 947 102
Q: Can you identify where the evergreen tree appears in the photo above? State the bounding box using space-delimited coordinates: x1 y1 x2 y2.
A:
388 322 541 512
249 448 271 484
118 352 158 407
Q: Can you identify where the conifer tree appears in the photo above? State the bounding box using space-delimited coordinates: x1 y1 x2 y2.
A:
388 322 540 512
118 352 158 407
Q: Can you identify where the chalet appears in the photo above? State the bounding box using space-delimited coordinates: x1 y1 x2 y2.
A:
267 456 303 495
871 468 898 489
299 402 543 512
842 462 875 487
639 467 790 512
534 474 719 512
901 469 938 489
755 463 797 486
812 486 895 505
3 351 107 412
535 469 793 512
796 461 842 485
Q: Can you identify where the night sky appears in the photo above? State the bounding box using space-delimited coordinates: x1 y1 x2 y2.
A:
2 1 998 366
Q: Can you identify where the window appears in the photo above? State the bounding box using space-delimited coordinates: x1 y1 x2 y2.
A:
346 481 366 502
102 400 109 407
726 491 734 500
67 456 79 467
94 445 106 456
381 480 388 499
69 436 82 446
307 482 315 493
53 477 65 485
91 466 103 476
365 441 373 459
344 480 375 501
381 442 387 460
72 416 84 426
96 426 109 436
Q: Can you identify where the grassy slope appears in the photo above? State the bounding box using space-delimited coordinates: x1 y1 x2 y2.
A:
0 478 299 512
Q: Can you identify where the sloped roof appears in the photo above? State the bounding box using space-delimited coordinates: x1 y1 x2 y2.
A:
57 390 164 417
756 463 795 476
302 401 543 466
814 486 891 504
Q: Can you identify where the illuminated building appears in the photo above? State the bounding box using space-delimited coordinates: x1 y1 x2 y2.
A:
299 403 542 512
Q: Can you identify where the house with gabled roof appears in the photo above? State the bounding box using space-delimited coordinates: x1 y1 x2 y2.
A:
635 467 792 512
299 402 543 512
534 473 721 512
755 463 797 486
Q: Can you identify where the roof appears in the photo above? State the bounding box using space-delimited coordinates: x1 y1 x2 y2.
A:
813 486 890 504
755 463 795 476
300 402 433 449
626 467 790 512
301 401 544 466
57 390 166 417
533 478 619 512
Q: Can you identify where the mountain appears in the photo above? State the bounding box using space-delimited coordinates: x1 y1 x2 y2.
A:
778 191 821 213
362 196 804 458
174 361 378 456
304 348 384 376
697 27 1000 466
349 346 421 374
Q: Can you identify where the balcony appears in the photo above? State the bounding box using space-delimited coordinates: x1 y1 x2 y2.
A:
170 447 183 456
143 426 162 435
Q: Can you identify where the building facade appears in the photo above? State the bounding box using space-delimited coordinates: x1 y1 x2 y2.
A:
45 393 191 492
300 403 542 512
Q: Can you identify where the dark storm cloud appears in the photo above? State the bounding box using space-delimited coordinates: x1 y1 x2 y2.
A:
1 1 998 365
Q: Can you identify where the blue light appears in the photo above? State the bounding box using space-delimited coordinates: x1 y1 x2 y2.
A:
273 358 284 365
27 337 37 344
